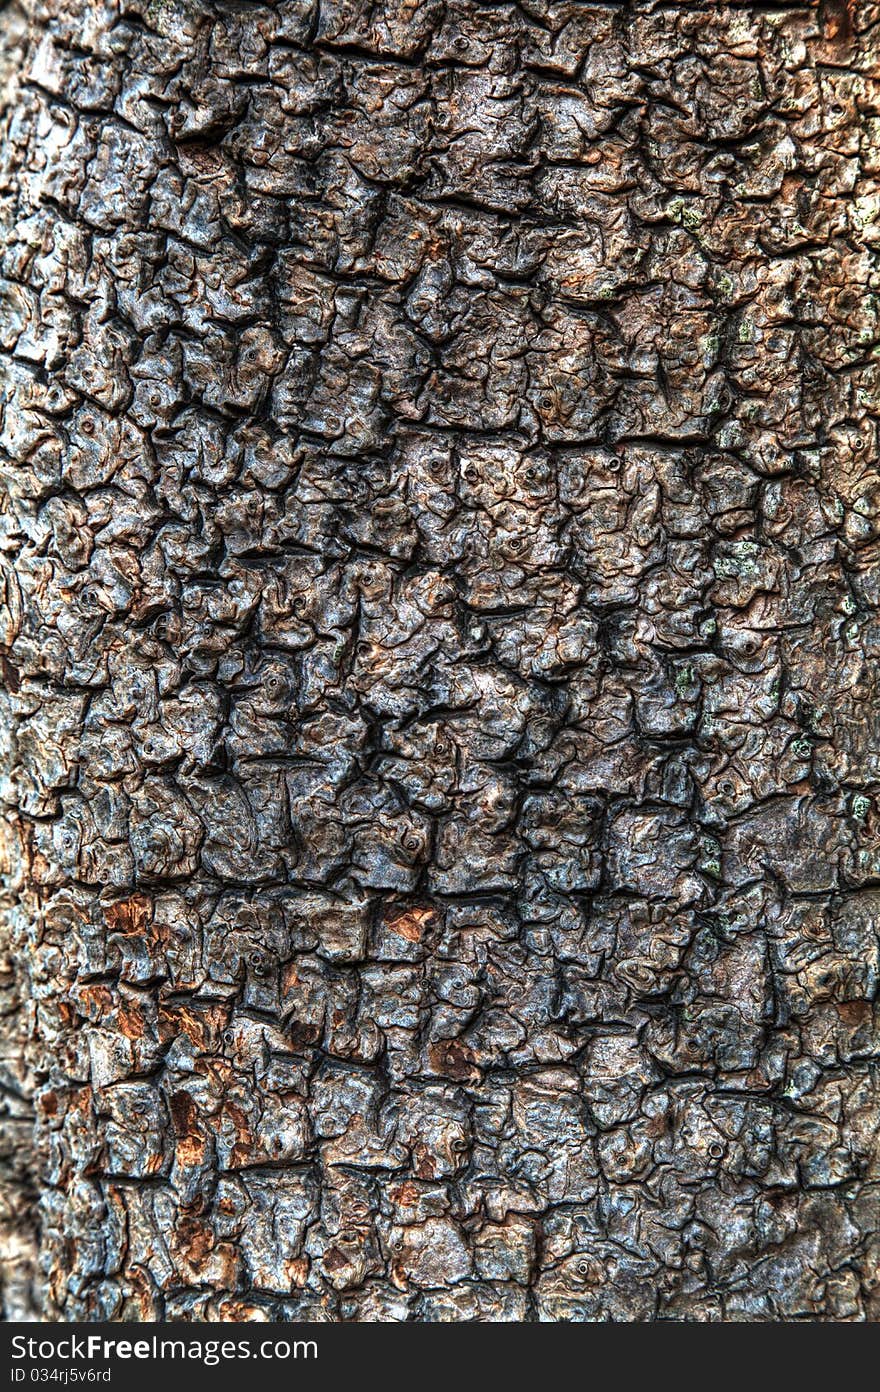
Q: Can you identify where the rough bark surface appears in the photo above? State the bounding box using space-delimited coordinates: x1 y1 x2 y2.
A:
1 0 879 1321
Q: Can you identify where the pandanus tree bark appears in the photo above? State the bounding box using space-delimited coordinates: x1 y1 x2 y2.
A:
1 0 879 1321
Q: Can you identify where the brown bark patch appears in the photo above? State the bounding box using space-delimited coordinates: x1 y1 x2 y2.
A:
169 1090 198 1137
427 1038 479 1082
322 1246 348 1273
117 1001 146 1041
284 1257 309 1287
104 893 153 936
158 1002 224 1052
385 905 436 942
820 0 855 50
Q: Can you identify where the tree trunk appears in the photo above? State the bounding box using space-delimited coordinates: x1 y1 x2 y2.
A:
1 0 878 1321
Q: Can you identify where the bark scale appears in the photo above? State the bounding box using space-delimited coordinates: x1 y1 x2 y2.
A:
0 0 879 1320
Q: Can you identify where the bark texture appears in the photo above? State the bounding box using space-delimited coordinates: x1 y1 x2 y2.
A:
1 0 879 1321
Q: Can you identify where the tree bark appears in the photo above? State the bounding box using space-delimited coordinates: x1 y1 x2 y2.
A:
1 0 879 1321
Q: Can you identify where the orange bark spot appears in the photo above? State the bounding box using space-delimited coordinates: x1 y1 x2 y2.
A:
285 1257 309 1287
413 1142 435 1179
105 893 153 936
822 0 855 44
158 1002 223 1051
118 1003 146 1040
176 1134 206 1168
386 906 435 942
389 1181 421 1207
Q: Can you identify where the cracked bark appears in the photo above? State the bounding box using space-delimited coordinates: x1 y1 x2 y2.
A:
0 0 879 1322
